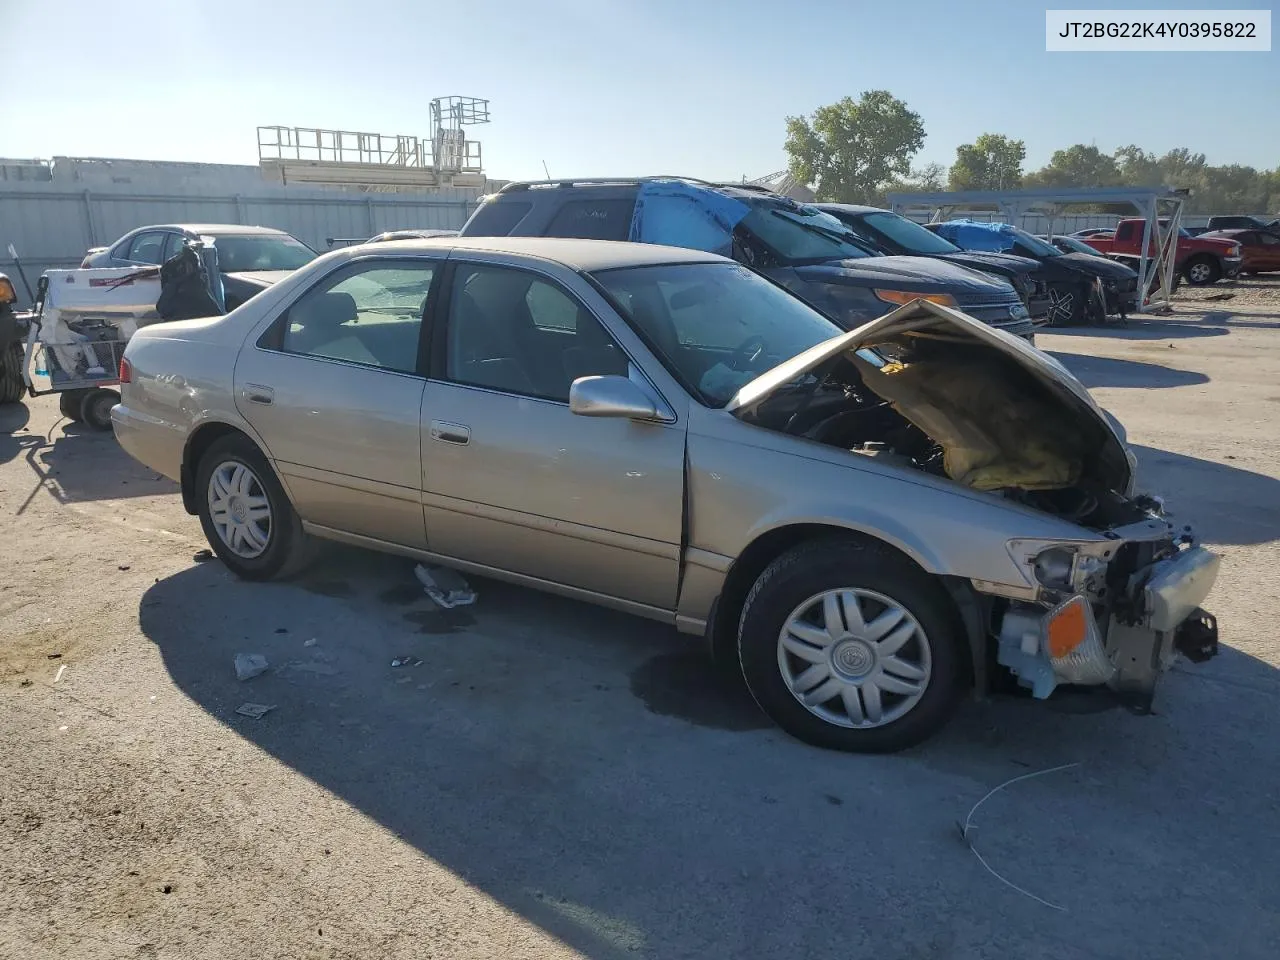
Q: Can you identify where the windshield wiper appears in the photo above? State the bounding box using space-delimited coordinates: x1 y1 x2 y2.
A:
769 211 871 255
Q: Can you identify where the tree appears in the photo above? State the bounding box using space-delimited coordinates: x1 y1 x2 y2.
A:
947 134 1026 191
868 162 950 205
906 162 949 192
784 91 926 203
1158 147 1207 187
1114 144 1161 186
1024 144 1121 188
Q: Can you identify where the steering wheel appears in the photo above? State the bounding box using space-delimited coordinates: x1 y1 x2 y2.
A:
728 335 768 372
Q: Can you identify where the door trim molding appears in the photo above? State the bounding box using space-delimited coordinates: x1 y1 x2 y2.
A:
420 490 680 561
279 461 422 503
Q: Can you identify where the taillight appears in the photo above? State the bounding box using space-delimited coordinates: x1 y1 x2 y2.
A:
118 356 132 383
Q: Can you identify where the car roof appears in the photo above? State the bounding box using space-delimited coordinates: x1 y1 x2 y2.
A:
353 235 729 272
812 203 886 216
131 224 292 237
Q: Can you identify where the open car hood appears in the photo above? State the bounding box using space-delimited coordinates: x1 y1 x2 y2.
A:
727 299 1133 496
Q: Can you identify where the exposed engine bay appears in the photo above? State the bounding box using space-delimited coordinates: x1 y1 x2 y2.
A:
737 327 1140 529
729 301 1220 705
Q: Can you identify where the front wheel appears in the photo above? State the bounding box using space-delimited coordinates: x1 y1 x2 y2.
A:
1046 284 1086 326
1183 256 1221 286
737 538 965 752
195 434 313 580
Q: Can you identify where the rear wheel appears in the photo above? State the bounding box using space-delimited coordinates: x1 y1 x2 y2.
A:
79 388 119 431
195 434 313 580
1183 256 1221 286
0 343 23 404
737 538 965 753
59 389 87 421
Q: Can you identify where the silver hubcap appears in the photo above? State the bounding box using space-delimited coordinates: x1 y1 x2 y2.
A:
1189 263 1211 283
1047 288 1075 323
208 461 272 559
777 588 932 729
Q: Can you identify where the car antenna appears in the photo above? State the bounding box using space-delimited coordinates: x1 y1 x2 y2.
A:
542 160 551 179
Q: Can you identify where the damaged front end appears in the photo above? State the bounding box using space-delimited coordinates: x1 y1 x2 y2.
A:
998 516 1219 708
728 299 1220 706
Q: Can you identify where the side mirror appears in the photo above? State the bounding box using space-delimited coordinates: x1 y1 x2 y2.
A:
569 375 662 421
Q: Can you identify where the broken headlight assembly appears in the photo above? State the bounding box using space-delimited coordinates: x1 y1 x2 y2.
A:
1006 539 1115 599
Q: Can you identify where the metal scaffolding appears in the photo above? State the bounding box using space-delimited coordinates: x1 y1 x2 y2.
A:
886 187 1186 311
256 97 491 191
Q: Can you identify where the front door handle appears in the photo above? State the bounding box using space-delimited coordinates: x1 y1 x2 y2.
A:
242 384 274 405
429 420 470 445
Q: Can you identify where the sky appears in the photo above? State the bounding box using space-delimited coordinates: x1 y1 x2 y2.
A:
0 0 1276 182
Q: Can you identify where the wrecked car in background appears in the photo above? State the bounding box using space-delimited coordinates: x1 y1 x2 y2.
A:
460 178 1037 341
111 237 1220 753
926 220 1140 324
813 203 1052 323
82 224 318 309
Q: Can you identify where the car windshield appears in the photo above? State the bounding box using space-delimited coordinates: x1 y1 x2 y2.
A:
1007 227 1061 257
739 202 872 264
210 234 318 272
590 261 843 407
1042 235 1087 255
859 212 960 254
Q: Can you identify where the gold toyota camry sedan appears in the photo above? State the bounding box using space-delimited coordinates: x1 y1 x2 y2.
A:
113 237 1220 752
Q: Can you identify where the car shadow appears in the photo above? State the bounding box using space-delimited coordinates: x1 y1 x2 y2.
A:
9 415 178 513
0 400 34 467
1132 444 1280 546
139 536 1280 958
1193 309 1280 330
1046 351 1209 389
1045 320 1230 340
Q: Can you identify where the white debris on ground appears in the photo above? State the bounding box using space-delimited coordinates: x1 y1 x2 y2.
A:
414 564 477 609
233 653 269 681
234 702 276 719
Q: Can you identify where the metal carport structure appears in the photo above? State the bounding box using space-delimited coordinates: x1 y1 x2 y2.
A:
885 187 1186 312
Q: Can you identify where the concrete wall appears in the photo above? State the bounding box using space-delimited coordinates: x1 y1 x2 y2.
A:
0 164 486 306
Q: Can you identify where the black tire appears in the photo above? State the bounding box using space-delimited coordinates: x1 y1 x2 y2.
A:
194 434 314 580
0 343 23 404
59 389 87 421
737 537 965 753
79 388 119 431
1183 256 1221 286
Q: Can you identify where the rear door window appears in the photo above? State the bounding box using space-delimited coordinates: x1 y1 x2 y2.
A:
278 261 436 373
125 232 167 264
163 233 191 261
544 199 634 241
464 200 533 236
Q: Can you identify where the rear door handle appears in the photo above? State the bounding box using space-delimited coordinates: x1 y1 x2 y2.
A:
242 384 274 405
429 420 470 445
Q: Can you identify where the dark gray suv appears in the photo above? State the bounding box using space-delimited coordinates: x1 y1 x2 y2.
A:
460 179 1035 340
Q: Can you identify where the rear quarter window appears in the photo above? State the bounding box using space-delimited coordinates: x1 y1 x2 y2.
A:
463 200 533 236
544 199 635 241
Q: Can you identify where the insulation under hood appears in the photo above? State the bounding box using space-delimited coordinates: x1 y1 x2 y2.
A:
727 300 1134 497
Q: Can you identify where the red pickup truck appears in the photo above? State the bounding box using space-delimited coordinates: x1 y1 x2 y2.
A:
1082 219 1242 286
